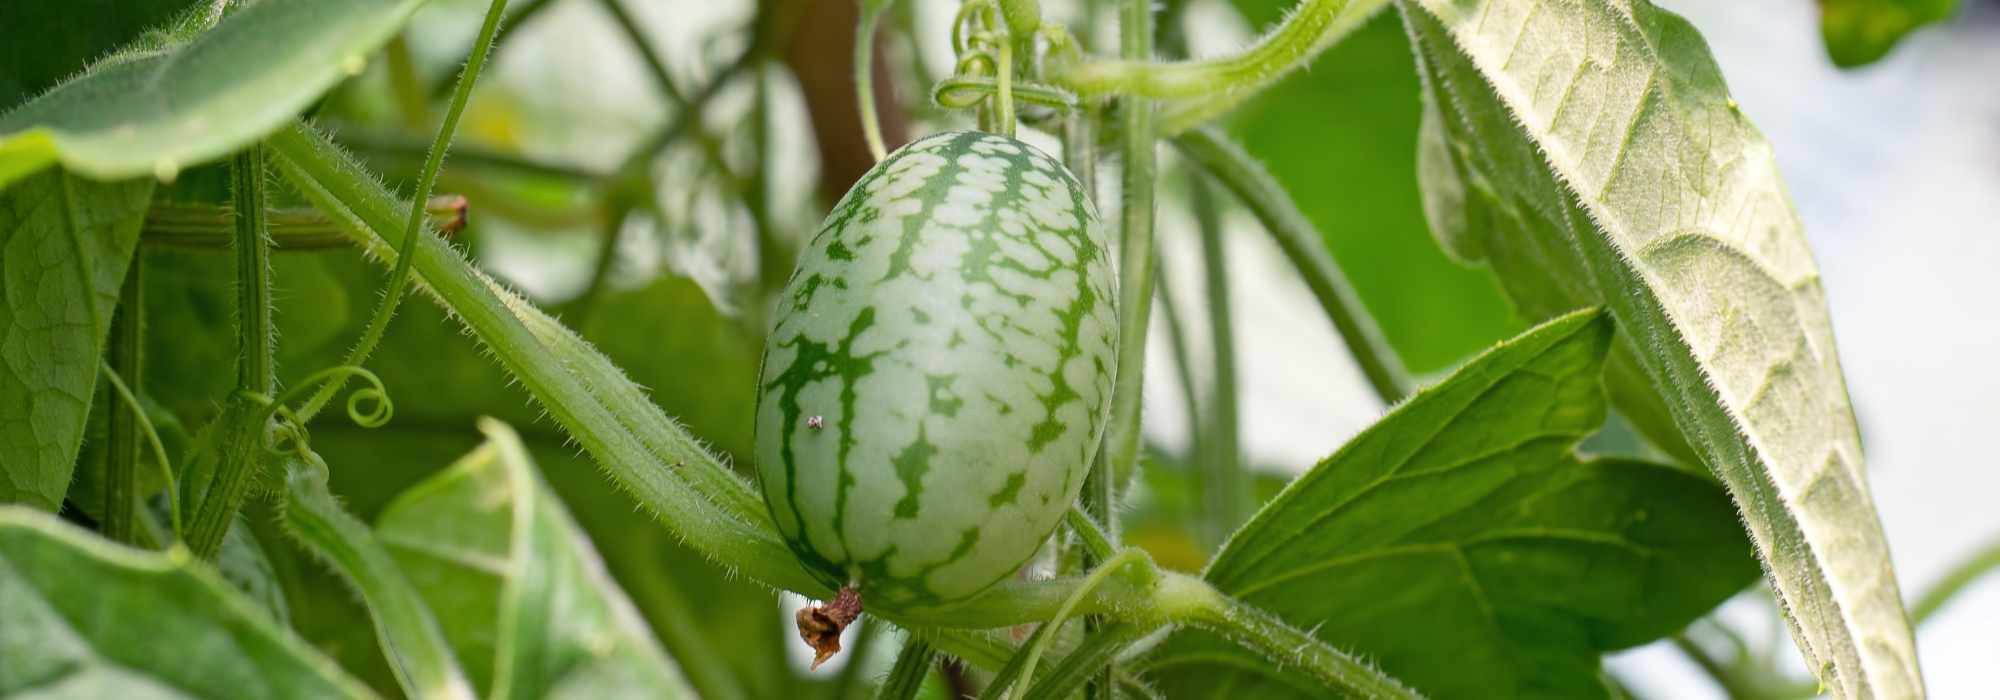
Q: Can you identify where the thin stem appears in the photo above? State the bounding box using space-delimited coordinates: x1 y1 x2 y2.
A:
296 0 509 424
1173 127 1410 403
996 38 1017 138
1190 177 1247 547
1054 0 1352 98
1099 0 1158 510
992 550 1149 700
1090 3 1157 696
873 635 937 700
855 0 894 162
1913 534 2000 624
1170 579 1419 699
233 147 274 394
143 199 467 251
182 148 277 560
1151 258 1204 487
99 361 179 539
103 258 144 545
1022 623 1154 700
1065 506 1116 562
427 0 559 100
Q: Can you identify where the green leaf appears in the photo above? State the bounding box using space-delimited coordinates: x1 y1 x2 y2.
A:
0 506 378 699
283 446 478 700
375 419 698 699
1222 4 1522 372
1820 0 1958 67
1400 0 1921 694
0 0 201 110
1148 310 1757 698
0 0 430 188
0 169 152 510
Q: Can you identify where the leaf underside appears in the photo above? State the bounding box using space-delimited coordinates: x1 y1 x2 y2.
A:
0 0 429 188
0 170 151 510
1400 0 1920 695
1147 310 1757 698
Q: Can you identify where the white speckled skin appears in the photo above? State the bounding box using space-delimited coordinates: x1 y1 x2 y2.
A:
756 131 1117 606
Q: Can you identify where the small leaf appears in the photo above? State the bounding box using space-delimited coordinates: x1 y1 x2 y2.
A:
1149 310 1757 698
284 446 478 700
1401 0 1922 694
375 419 699 699
0 169 152 510
0 506 378 698
1820 0 1958 68
0 0 431 187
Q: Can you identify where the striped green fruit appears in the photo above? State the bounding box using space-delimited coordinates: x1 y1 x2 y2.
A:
756 130 1118 608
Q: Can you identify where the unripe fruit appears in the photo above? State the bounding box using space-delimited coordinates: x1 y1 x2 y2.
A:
756 130 1117 611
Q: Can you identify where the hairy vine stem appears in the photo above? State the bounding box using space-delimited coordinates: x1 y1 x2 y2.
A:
874 635 938 700
295 0 508 424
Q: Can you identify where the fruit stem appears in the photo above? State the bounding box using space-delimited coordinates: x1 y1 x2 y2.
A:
798 586 865 669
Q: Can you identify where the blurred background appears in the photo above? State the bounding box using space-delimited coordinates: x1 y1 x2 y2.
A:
15 0 1993 696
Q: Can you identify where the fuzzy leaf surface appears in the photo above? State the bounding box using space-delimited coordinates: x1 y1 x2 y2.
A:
1149 310 1757 698
1401 0 1920 694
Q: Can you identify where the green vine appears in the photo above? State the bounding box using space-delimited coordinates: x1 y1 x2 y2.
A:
294 0 509 424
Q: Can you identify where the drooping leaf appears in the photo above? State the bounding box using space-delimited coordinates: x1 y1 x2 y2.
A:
1223 2 1522 372
1820 0 1958 68
0 170 152 510
1146 310 1757 698
0 0 431 188
1400 0 1920 694
283 446 478 700
0 506 378 699
374 419 698 699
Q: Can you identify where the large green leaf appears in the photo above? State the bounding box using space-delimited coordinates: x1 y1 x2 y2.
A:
0 506 377 699
375 419 698 699
1144 310 1755 698
0 0 430 188
1224 2 1521 372
0 170 151 510
1400 0 1920 695
1820 0 1958 67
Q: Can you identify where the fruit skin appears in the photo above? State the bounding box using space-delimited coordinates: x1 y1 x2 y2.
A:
756 130 1117 607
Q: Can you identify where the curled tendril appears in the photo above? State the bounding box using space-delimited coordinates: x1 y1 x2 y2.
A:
950 0 999 54
260 366 394 444
954 49 998 79
266 404 315 459
933 77 1077 110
